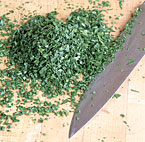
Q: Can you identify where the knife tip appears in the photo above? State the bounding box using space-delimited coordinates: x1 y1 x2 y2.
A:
69 127 75 138
69 132 74 139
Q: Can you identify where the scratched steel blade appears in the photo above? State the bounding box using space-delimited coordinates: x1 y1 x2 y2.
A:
69 2 145 138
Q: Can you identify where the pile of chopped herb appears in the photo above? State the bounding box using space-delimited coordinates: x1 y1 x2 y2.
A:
9 9 118 89
0 0 142 131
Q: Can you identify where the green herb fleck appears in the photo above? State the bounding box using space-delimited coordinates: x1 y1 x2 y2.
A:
119 0 124 9
76 117 80 120
102 1 110 7
113 94 121 99
91 96 94 101
142 32 145 36
120 114 125 118
120 69 123 72
123 121 127 124
130 89 140 93
42 133 47 136
127 59 134 65
92 91 96 95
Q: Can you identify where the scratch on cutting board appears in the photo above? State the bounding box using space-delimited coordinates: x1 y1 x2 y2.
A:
25 124 42 142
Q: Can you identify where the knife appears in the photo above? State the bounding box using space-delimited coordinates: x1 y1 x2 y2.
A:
69 2 145 138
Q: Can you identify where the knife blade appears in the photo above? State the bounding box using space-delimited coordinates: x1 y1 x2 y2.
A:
69 2 145 138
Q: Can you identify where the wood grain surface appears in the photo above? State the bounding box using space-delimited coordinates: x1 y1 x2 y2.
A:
0 0 145 142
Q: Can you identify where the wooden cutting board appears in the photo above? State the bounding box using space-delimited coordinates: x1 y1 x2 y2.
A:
0 0 145 142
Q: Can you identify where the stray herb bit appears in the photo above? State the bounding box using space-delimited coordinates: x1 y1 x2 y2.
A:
120 114 125 118
112 22 116 24
105 89 109 93
127 59 134 65
119 0 124 9
120 13 124 16
91 104 94 107
131 89 140 93
76 109 81 114
42 133 47 136
38 118 44 123
9 10 14 13
120 69 123 72
102 1 110 7
91 96 94 101
123 121 127 124
76 117 80 120
113 94 121 99
115 17 119 20
142 32 145 36
92 91 96 95
138 22 142 24
88 0 92 4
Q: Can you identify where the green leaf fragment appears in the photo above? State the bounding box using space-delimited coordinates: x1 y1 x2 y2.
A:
120 114 125 118
91 96 94 101
119 0 124 9
88 0 92 4
0 126 5 131
127 59 134 65
130 89 140 93
42 133 47 136
120 13 124 16
91 91 96 95
113 94 121 99
102 1 110 7
120 69 123 72
142 32 145 36
76 117 80 120
138 22 142 24
9 10 14 13
123 121 127 124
